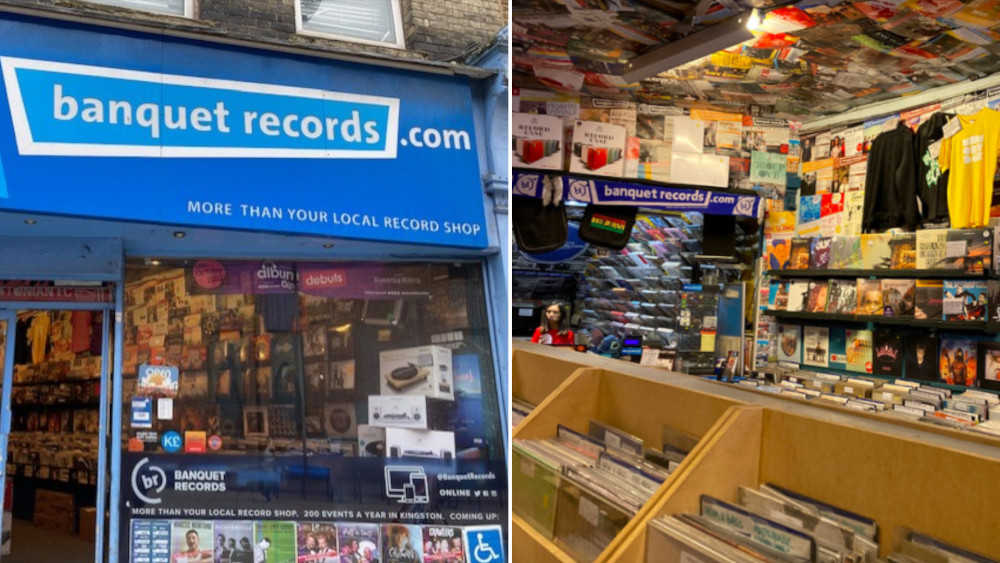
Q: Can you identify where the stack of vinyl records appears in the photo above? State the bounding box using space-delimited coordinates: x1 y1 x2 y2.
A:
647 483 997 562
514 421 686 561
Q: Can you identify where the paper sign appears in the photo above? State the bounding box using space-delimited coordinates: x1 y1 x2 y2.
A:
157 398 174 420
750 151 788 185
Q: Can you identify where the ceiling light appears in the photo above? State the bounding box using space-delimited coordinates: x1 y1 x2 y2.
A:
620 11 757 84
23 219 36 225
323 243 335 248
173 231 186 238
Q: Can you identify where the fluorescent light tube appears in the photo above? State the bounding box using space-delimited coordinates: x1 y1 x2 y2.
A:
620 12 757 84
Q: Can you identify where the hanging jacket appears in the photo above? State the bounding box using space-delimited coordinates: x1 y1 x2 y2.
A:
862 122 918 232
915 112 950 225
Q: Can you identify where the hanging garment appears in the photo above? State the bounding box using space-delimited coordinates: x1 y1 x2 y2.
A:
862 122 918 232
939 107 1000 228
27 312 51 364
71 310 93 354
915 112 950 225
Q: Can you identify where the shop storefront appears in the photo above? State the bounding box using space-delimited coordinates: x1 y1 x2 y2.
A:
0 11 507 563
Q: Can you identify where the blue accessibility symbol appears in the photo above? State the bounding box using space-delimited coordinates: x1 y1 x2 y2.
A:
161 431 182 453
463 526 504 563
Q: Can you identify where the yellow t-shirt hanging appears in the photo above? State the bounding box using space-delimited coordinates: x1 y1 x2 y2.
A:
939 108 1000 228
27 312 51 364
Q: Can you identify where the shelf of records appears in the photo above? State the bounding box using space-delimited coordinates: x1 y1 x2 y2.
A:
765 228 995 274
764 277 1000 325
5 433 98 486
13 356 103 384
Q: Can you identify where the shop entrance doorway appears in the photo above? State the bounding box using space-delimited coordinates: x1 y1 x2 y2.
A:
0 284 115 563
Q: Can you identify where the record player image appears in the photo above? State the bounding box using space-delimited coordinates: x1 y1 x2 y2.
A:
385 362 430 390
386 427 455 461
379 345 455 401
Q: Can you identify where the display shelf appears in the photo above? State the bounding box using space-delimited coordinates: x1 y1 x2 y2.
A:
10 377 103 386
512 343 1000 561
511 344 591 407
764 309 990 331
513 366 746 562
767 269 989 279
12 402 100 410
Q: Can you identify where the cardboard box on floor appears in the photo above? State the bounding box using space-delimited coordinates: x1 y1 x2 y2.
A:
79 507 96 542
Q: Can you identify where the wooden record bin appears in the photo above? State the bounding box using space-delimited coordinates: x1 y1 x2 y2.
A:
512 343 593 406
512 366 752 562
606 405 1000 560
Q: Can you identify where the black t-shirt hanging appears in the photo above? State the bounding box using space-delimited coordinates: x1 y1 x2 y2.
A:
14 317 31 365
862 122 918 232
915 112 950 225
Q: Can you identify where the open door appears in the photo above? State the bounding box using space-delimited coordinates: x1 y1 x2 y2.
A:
0 310 16 560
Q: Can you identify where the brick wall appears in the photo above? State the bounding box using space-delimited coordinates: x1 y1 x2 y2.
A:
0 0 507 62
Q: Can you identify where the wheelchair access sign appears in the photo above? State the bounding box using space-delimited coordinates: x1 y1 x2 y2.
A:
463 525 505 563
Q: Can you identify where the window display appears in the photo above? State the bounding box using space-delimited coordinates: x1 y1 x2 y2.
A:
119 259 505 561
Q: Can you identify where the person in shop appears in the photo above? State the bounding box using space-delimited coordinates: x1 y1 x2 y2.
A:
531 302 575 346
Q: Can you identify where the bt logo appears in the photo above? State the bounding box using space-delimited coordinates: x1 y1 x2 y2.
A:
162 431 182 453
131 457 166 505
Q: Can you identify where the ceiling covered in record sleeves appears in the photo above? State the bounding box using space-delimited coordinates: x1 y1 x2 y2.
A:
513 0 1000 119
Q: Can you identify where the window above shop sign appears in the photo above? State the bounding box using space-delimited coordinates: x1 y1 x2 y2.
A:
297 0 405 49
83 0 192 18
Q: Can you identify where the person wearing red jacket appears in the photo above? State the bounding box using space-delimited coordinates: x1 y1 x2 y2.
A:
531 302 575 346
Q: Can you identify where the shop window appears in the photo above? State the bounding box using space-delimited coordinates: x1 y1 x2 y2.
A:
296 0 405 48
118 258 505 553
82 0 192 17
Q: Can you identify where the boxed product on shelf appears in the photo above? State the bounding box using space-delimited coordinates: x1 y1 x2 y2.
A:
367 395 451 430
512 113 564 170
379 345 454 401
385 427 456 461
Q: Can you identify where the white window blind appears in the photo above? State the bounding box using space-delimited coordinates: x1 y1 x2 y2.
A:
299 0 401 46
85 0 189 17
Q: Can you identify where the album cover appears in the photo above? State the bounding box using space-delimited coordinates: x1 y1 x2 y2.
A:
809 237 831 269
945 228 992 273
298 522 340 561
766 237 792 270
830 235 861 269
303 322 328 359
873 328 903 377
381 524 423 563
324 403 358 438
768 280 789 311
916 229 948 269
826 280 857 314
776 324 802 364
328 360 356 393
846 329 873 373
940 336 977 387
788 238 812 270
214 520 255 562
422 526 464 563
861 233 892 270
889 234 916 269
905 332 939 382
337 524 380 563
828 328 848 370
880 279 915 317
977 341 1000 391
786 280 809 312
254 521 296 563
856 279 883 316
943 280 988 321
990 280 1000 332
802 326 829 367
915 280 944 320
169 520 213 563
805 281 829 313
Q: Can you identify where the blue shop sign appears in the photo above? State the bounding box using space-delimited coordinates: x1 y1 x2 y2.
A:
0 17 488 248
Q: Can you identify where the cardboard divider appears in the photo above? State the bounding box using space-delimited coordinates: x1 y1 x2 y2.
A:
512 368 751 561
512 344 593 406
